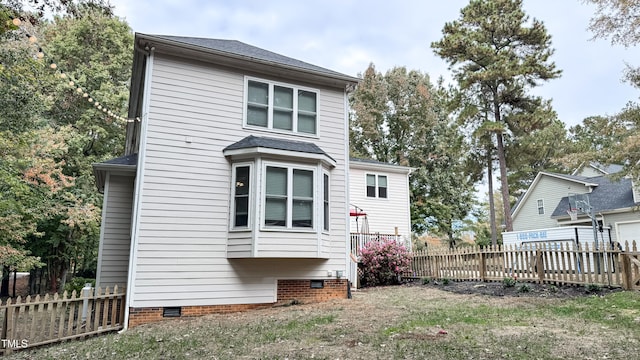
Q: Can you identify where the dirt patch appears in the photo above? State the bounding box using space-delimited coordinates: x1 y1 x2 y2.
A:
409 279 623 299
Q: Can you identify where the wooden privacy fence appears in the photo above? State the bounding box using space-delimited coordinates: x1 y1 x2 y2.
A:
0 286 126 355
407 241 640 290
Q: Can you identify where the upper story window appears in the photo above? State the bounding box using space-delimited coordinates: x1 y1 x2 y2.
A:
245 78 318 135
366 174 388 199
537 199 544 215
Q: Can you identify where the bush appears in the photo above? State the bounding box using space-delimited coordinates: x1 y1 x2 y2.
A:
502 276 517 288
421 277 431 285
518 284 531 293
441 278 450 285
359 239 411 287
64 277 95 295
585 283 602 294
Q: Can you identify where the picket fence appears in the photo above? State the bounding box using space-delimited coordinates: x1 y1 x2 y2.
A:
0 286 126 354
408 240 640 290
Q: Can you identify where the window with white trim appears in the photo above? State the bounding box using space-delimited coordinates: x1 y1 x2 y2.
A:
231 164 252 228
366 174 388 199
323 173 330 231
264 165 315 228
537 199 544 215
245 78 318 135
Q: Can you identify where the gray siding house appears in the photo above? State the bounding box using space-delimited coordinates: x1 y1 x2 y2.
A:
511 165 640 245
93 33 359 327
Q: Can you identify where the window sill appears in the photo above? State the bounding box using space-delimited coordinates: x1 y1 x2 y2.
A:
260 226 318 234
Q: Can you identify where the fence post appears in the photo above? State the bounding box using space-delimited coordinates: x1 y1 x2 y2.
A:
479 251 486 282
536 249 545 283
620 253 632 290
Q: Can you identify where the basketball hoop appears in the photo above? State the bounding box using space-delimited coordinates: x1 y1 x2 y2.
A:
567 208 578 221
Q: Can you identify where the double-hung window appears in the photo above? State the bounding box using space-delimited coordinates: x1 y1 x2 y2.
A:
323 173 330 231
232 164 252 228
537 199 544 215
366 174 388 199
246 78 318 135
264 165 315 228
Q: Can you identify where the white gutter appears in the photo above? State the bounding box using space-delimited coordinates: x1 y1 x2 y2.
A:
343 88 352 285
120 49 154 333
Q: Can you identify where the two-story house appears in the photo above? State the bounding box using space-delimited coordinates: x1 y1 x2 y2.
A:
510 163 640 245
92 34 359 328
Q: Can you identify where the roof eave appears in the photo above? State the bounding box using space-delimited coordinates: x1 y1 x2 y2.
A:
136 33 360 88
223 146 337 168
92 163 137 193
349 160 414 174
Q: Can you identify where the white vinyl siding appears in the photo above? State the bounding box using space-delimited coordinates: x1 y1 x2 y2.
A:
130 54 348 308
349 165 411 241
96 174 133 288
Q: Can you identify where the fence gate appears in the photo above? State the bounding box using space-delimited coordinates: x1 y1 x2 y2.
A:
621 252 640 290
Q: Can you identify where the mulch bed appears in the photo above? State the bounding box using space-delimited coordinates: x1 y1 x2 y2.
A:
405 279 624 299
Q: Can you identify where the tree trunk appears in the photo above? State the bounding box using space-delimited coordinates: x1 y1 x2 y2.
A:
488 149 498 246
493 97 513 232
496 134 513 231
0 266 9 297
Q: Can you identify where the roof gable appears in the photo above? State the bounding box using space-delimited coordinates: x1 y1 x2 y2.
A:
511 172 597 218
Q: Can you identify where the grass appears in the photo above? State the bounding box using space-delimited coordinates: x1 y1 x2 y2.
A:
7 286 640 360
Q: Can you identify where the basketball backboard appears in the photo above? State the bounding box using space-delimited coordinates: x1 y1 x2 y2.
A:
568 193 591 214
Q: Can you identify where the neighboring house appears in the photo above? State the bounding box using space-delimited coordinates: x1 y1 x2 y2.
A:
92 33 359 328
511 164 640 244
348 158 412 242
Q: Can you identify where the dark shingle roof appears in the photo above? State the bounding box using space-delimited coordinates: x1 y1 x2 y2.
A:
224 135 332 159
100 153 138 166
150 35 354 80
551 175 637 217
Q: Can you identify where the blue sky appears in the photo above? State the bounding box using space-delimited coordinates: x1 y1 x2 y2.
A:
109 0 640 128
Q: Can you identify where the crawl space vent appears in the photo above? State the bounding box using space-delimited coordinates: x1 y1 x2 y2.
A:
163 307 181 317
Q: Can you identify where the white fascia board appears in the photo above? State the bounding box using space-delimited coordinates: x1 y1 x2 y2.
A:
349 161 414 174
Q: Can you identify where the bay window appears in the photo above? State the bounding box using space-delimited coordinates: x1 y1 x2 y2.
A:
232 164 252 228
265 165 314 228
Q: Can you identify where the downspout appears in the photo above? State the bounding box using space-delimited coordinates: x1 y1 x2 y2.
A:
120 45 154 333
344 85 352 290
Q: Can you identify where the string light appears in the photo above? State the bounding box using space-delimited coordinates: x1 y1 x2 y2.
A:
8 16 136 124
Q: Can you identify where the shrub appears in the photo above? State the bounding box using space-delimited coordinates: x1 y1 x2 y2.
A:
585 283 602 294
64 277 96 295
359 239 411 287
502 276 517 288
421 277 431 285
441 278 450 285
518 284 531 293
